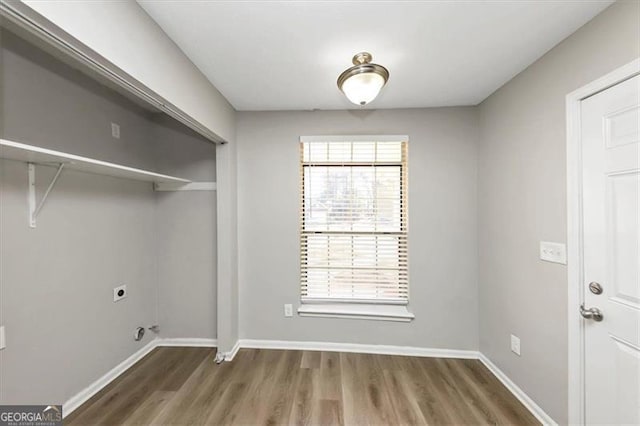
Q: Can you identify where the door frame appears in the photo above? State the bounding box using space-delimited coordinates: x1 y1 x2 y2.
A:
566 58 640 425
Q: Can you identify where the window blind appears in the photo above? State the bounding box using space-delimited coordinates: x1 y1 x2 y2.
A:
300 140 408 304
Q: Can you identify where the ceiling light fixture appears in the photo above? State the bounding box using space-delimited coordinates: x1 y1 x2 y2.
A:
337 52 389 106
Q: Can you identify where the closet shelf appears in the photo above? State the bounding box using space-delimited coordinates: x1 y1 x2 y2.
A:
0 139 191 184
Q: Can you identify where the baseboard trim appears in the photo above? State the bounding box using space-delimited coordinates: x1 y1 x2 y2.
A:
62 338 158 417
478 354 557 425
224 340 241 361
156 338 217 347
238 339 479 359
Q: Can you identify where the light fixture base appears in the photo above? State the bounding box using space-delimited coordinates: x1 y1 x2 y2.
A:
352 52 373 65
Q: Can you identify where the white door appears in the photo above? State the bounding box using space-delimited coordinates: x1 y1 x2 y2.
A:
581 74 640 425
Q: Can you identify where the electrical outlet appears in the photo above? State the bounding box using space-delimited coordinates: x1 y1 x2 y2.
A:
113 285 127 302
111 122 120 139
284 304 293 317
511 334 521 356
540 241 566 264
0 326 5 350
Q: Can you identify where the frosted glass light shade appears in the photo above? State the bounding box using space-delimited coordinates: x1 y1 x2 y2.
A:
337 52 389 106
341 73 386 106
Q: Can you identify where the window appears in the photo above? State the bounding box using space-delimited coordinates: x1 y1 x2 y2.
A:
299 137 410 318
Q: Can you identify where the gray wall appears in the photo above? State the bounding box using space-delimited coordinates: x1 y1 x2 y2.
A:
0 28 156 405
0 28 216 405
237 108 479 350
20 0 237 143
153 115 217 340
477 1 640 423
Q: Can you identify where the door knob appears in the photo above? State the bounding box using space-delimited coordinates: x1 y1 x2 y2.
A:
580 304 603 321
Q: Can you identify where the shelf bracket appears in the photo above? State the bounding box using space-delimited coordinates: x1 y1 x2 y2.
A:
28 162 65 228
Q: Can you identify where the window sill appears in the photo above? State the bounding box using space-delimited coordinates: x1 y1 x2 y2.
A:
297 303 414 322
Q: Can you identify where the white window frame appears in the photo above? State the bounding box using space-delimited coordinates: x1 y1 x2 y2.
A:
297 135 414 322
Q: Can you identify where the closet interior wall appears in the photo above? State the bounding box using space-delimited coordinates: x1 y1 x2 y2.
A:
153 114 217 341
0 27 216 405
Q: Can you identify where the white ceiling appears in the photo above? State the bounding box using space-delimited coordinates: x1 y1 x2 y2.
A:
138 0 612 111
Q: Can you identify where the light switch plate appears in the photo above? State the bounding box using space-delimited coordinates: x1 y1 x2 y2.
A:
540 241 567 264
511 334 521 356
0 326 6 350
